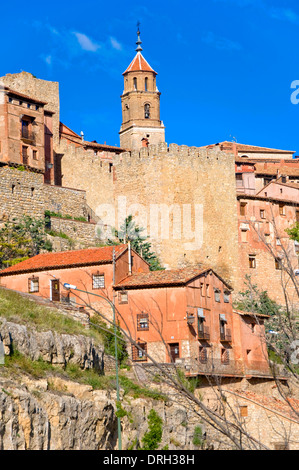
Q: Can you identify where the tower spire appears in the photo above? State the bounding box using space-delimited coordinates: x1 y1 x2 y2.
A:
136 22 143 52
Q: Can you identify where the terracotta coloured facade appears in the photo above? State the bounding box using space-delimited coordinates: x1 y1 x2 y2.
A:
114 267 270 378
237 194 299 307
0 245 271 378
0 245 150 322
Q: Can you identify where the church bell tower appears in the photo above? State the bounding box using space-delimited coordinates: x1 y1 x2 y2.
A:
119 27 165 150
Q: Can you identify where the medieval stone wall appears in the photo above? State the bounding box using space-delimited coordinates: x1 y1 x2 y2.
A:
113 143 240 286
44 184 87 220
50 216 98 246
57 139 115 213
0 166 45 220
57 141 239 285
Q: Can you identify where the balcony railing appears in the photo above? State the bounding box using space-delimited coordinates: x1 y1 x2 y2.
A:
198 326 210 341
21 130 36 144
220 329 232 342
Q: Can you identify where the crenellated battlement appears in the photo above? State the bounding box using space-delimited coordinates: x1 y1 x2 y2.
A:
113 142 235 168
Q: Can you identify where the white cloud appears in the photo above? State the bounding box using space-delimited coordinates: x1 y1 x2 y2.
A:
269 7 299 24
73 32 101 52
202 31 242 51
110 37 122 51
44 55 52 65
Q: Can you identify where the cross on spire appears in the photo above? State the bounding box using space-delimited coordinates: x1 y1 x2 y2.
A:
136 22 143 52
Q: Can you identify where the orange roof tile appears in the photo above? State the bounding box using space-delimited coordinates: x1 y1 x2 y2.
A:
254 163 299 177
115 266 231 289
123 52 157 75
232 390 299 422
202 141 295 154
0 245 128 276
233 309 270 319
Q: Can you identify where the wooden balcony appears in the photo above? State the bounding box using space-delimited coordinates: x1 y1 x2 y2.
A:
220 329 232 342
21 132 36 145
198 326 210 341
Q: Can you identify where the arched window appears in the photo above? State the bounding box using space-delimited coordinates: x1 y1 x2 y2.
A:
144 103 150 119
145 77 148 91
133 77 137 90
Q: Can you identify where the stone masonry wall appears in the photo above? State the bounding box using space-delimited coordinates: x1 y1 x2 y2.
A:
0 166 45 220
0 167 97 248
43 184 87 220
57 139 115 213
50 216 98 246
57 141 239 286
113 143 240 286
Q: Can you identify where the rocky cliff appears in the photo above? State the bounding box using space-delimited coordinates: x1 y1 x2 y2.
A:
0 317 204 450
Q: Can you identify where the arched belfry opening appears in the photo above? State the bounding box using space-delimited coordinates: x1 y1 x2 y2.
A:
119 25 165 150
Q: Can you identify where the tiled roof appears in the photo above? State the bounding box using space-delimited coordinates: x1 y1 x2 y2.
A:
255 180 299 196
0 245 128 276
233 309 270 319
254 163 299 176
123 52 157 75
203 141 295 154
115 267 222 289
6 87 48 106
237 193 299 206
59 122 126 153
231 390 299 422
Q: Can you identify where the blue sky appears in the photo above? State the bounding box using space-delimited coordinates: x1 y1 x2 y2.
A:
1 0 299 153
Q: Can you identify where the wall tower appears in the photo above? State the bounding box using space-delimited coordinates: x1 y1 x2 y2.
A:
119 27 165 150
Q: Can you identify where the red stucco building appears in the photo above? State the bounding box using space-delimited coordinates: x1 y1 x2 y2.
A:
0 244 271 378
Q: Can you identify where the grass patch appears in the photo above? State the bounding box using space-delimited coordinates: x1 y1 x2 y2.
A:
0 287 104 344
119 376 168 402
2 349 167 399
4 349 57 378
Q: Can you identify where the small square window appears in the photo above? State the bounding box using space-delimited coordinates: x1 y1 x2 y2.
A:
221 348 230 364
260 210 265 219
28 277 39 293
224 291 230 303
279 204 285 216
132 342 147 362
249 255 256 269
118 291 128 304
275 258 282 270
199 346 208 364
240 202 247 216
137 313 149 331
92 274 105 289
214 289 221 302
33 150 38 160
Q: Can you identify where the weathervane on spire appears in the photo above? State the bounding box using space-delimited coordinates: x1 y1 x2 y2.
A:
136 21 143 52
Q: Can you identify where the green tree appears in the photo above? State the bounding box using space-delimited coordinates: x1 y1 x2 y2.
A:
286 222 299 243
108 215 164 271
141 409 163 450
15 215 53 256
0 216 52 269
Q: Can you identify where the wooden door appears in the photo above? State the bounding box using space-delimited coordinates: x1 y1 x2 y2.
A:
51 279 60 302
169 343 180 363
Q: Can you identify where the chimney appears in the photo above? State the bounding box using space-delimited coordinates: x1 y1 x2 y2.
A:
232 142 238 158
128 241 132 275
